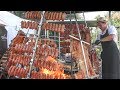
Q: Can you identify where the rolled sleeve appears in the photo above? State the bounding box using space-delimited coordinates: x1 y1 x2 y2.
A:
108 26 117 35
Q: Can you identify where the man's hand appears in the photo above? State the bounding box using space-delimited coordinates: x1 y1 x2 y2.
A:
95 40 101 45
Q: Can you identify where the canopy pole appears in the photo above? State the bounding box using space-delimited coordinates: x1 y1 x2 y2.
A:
109 11 112 25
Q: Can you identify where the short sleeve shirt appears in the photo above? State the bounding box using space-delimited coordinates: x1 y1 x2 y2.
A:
96 25 118 44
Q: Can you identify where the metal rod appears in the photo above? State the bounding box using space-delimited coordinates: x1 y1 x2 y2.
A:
74 11 89 79
69 11 74 79
82 11 88 28
17 20 98 27
54 32 56 40
83 11 98 79
27 11 45 79
83 11 92 47
69 35 90 45
41 35 58 38
45 29 47 38
47 30 49 39
58 32 61 59
109 11 112 25
83 11 87 27
45 20 49 39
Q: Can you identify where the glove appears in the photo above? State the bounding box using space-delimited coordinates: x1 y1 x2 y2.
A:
95 40 101 45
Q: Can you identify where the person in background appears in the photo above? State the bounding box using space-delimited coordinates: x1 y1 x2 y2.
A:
94 17 120 79
0 26 7 59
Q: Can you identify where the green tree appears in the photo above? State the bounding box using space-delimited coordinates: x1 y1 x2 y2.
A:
110 11 120 26
110 11 120 48
66 13 81 20
8 11 26 18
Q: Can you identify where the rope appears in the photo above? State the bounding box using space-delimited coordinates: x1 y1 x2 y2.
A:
82 11 88 28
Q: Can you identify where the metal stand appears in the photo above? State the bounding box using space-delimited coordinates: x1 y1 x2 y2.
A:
27 11 45 78
45 29 47 38
42 23 61 59
47 30 49 39
58 32 61 59
73 11 89 79
69 11 74 79
109 11 112 25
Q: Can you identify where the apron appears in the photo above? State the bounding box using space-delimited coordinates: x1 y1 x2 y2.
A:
100 29 120 79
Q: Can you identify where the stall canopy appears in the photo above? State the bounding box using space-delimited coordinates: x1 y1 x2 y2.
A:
0 19 6 26
0 11 35 48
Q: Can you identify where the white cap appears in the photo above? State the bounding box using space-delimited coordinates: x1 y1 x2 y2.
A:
97 17 108 23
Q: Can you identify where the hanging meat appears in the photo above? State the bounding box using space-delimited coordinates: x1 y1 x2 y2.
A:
70 39 96 78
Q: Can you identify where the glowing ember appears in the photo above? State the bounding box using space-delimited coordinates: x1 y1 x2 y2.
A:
40 68 69 79
41 68 54 75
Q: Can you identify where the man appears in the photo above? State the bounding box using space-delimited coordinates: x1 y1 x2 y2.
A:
0 26 7 59
94 17 120 79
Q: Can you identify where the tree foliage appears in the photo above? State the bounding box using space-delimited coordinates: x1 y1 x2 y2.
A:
106 11 120 27
8 11 26 18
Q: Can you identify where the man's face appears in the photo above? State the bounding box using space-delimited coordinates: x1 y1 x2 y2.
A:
97 21 107 30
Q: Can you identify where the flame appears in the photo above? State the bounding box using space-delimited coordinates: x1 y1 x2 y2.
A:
39 56 69 79
41 68 54 75
40 68 70 79
41 68 67 77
